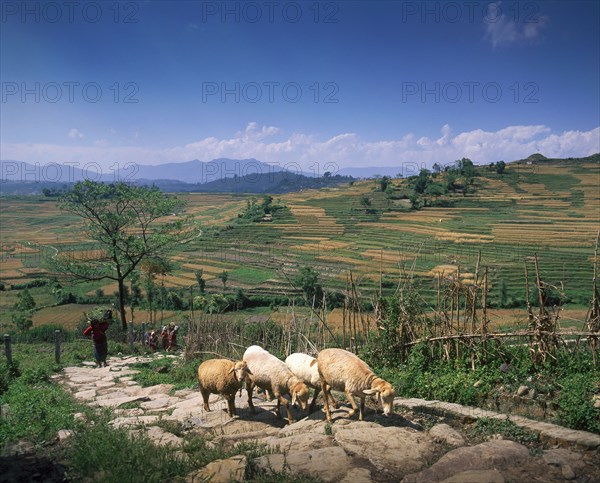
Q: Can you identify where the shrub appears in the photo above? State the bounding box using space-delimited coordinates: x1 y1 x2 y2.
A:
557 372 600 433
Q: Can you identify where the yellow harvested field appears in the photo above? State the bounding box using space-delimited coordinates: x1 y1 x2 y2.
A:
435 232 494 244
427 264 458 277
357 222 448 237
33 304 97 329
0 259 25 270
492 222 599 246
362 249 413 263
1 269 26 278
380 211 458 224
161 275 194 287
290 240 351 252
281 236 330 242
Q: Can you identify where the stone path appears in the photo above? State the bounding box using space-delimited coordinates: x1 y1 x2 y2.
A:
394 397 600 450
57 354 600 483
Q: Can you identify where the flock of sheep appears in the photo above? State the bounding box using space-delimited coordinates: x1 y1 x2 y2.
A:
197 346 396 424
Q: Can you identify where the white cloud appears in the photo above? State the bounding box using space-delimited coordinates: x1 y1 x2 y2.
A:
485 1 549 47
67 128 84 139
3 122 599 173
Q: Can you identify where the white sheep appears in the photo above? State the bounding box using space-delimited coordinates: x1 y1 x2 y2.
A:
315 348 396 422
243 345 310 424
285 352 337 412
197 359 252 418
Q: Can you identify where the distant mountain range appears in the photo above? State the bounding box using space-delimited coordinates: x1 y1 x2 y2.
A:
1 154 598 195
0 158 282 184
0 157 425 185
0 157 354 195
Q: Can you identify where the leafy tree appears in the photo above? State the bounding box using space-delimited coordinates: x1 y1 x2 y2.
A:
166 291 184 310
218 271 229 289
499 279 508 307
11 313 33 333
234 288 249 310
432 163 442 174
12 289 35 332
456 157 475 181
496 160 506 175
262 195 273 214
414 169 430 194
424 182 447 197
129 270 143 322
52 181 198 330
323 171 332 178
446 171 458 192
378 176 392 192
360 196 372 211
294 266 323 304
193 294 228 314
15 289 36 312
194 269 206 293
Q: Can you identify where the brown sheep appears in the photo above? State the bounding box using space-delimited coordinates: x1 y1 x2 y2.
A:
197 359 252 417
315 348 395 422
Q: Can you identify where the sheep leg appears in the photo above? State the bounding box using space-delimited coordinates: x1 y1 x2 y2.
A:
345 391 359 419
227 395 236 417
246 380 257 414
327 389 338 409
200 388 211 412
321 380 333 422
309 386 320 412
359 396 366 421
277 394 295 424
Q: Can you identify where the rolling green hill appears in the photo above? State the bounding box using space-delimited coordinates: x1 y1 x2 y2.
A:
1 156 598 331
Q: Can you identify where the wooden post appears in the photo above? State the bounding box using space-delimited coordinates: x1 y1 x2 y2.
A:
129 321 135 352
4 334 11 365
54 330 61 364
190 285 194 318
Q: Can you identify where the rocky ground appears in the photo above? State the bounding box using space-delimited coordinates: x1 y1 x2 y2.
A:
4 353 600 482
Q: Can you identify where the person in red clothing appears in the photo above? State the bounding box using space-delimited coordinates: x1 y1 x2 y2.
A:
83 318 110 367
160 325 169 350
166 322 179 352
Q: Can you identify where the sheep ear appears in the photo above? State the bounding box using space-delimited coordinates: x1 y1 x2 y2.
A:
246 368 253 375
291 392 298 405
228 367 235 374
309 359 317 367
363 389 378 395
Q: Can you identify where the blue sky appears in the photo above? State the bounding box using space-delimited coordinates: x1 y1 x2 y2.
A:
1 0 599 171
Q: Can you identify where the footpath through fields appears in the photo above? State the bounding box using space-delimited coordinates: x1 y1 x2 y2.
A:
51 354 600 482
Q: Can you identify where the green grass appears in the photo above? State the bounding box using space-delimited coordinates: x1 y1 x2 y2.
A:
230 267 275 285
66 418 192 483
468 417 540 446
129 357 199 389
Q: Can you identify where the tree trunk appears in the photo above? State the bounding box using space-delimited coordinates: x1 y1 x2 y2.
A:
118 277 127 331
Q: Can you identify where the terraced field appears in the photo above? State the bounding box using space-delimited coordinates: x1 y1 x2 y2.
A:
1 160 598 330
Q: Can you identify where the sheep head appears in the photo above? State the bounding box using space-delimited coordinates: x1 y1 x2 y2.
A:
364 378 396 416
229 360 252 383
290 381 310 411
